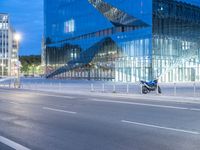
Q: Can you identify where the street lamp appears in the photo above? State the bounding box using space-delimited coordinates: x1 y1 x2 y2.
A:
14 33 21 42
14 33 22 88
32 64 35 77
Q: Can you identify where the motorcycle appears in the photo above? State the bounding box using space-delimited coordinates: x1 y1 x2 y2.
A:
140 79 161 94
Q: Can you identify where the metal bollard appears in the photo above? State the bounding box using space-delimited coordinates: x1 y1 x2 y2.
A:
140 84 143 94
91 83 94 92
193 81 196 97
156 83 159 95
59 82 61 91
174 82 176 96
102 83 105 93
50 83 53 90
113 84 116 93
126 84 129 94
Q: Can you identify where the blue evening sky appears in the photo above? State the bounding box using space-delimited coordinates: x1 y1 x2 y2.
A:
0 0 43 55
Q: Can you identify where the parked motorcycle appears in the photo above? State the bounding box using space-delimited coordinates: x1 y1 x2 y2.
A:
140 79 161 94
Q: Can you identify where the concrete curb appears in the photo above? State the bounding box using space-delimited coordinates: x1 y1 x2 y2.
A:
7 87 200 104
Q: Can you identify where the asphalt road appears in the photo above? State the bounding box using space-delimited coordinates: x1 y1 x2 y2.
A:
0 88 200 150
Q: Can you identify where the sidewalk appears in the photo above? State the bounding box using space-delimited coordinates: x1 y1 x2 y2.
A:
20 85 200 104
1 77 200 104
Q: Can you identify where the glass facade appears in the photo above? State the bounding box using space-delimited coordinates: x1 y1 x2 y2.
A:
44 0 200 82
153 0 200 82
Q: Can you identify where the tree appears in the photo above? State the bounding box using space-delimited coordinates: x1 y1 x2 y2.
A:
19 55 41 75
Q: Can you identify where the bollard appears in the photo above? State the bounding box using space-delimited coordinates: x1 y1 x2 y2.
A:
59 82 61 91
91 83 94 92
126 84 129 94
140 84 143 94
193 81 196 97
174 82 176 96
102 83 105 93
156 83 159 95
113 84 116 93
36 82 38 90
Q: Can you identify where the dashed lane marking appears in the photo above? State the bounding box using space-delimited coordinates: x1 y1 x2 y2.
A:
90 98 200 112
0 136 31 150
121 120 200 135
43 107 77 114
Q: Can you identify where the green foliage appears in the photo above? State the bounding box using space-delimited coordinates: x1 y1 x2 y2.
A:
19 55 42 75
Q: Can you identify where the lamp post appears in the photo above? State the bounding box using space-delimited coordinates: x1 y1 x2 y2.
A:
14 33 21 88
32 64 35 77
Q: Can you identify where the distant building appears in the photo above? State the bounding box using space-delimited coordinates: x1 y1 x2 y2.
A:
0 13 19 77
44 0 200 82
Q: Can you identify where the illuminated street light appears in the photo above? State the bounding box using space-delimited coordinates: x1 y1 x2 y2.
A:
14 33 22 42
14 32 22 88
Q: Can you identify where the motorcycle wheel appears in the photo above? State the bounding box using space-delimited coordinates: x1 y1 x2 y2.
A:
158 86 162 94
142 86 149 94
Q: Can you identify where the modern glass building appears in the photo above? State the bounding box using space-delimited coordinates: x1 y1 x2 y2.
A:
43 0 200 82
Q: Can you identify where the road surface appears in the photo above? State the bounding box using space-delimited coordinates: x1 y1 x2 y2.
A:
0 88 200 150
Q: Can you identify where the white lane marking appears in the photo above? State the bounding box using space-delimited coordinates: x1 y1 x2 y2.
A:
43 107 77 114
121 120 200 135
90 98 200 112
35 93 74 99
0 99 19 105
190 108 200 111
1 88 200 104
0 136 31 150
0 89 74 99
8 102 19 105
